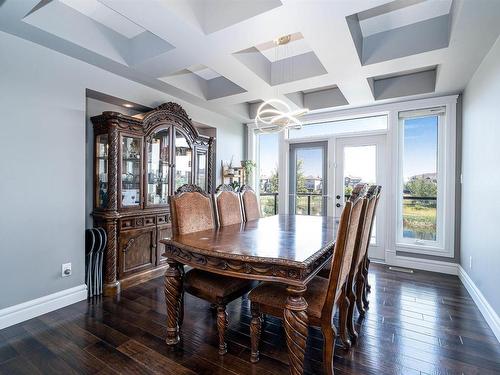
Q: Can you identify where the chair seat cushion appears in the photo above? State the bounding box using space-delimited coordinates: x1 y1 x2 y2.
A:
248 276 328 319
185 269 254 301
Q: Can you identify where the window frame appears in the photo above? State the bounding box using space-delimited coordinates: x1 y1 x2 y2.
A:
395 106 456 257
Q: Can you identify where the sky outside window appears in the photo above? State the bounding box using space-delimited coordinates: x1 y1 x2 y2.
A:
403 116 438 181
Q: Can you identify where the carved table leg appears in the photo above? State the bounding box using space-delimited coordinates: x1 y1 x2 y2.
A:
250 302 262 363
165 259 184 345
284 285 308 375
216 303 228 355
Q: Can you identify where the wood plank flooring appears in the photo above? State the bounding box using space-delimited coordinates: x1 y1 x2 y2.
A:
1 263 499 374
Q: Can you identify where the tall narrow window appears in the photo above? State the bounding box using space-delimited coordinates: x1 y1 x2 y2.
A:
398 107 445 248
258 133 279 216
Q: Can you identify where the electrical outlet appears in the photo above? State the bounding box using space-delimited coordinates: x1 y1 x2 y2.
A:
469 256 472 269
62 263 72 277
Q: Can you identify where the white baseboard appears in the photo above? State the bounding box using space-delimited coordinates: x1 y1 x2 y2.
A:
0 285 87 330
457 266 500 343
385 250 459 275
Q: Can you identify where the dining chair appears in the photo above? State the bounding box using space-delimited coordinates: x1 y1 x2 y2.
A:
239 185 261 221
248 184 368 374
213 184 244 226
342 185 381 347
170 184 255 355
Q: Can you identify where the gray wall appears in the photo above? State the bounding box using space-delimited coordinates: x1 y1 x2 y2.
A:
0 30 244 309
461 36 500 314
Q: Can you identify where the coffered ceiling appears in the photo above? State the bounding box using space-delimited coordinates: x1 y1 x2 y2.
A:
1 0 500 122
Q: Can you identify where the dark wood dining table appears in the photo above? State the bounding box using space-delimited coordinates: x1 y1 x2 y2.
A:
160 214 338 375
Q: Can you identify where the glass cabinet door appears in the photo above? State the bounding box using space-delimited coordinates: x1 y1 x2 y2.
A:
196 150 207 191
175 130 192 190
146 128 170 205
96 134 108 208
121 136 142 207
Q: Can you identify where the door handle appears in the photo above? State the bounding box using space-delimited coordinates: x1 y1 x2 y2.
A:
336 195 341 199
336 203 342 208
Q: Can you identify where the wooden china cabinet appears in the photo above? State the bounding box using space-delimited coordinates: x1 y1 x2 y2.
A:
91 102 214 296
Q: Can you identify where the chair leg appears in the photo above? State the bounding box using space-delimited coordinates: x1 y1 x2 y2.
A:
364 257 371 293
250 303 262 363
346 281 358 346
321 324 337 375
216 304 228 355
355 274 366 316
338 286 351 349
360 272 369 310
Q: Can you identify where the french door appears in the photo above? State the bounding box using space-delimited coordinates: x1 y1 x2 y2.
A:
289 141 328 216
334 135 386 260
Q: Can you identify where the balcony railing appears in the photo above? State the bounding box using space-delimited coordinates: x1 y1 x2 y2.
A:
260 193 437 224
260 192 326 216
260 192 278 216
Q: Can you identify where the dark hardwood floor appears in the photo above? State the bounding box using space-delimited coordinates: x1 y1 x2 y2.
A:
1 263 499 374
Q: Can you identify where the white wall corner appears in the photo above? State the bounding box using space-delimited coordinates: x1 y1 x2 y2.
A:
457 266 500 343
0 285 87 330
385 250 459 275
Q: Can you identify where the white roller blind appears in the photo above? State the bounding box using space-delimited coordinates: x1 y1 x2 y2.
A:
398 106 446 119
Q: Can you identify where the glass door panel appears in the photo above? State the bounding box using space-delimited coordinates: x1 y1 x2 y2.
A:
175 131 192 190
196 150 207 191
121 136 141 207
335 135 385 259
289 142 327 216
147 129 170 205
96 134 108 209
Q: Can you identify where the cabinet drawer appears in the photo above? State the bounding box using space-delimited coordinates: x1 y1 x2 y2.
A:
121 219 134 229
144 216 156 226
157 214 170 224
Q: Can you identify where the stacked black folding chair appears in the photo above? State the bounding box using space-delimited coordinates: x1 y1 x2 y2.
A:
85 228 107 298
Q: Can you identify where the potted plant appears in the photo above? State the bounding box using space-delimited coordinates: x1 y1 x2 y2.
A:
241 160 256 185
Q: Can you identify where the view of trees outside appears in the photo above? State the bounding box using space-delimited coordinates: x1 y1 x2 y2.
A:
402 116 439 241
258 133 279 216
294 148 323 216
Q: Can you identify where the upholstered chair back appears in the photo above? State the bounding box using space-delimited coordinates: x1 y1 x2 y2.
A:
239 185 261 221
170 184 215 235
321 184 368 320
214 184 243 226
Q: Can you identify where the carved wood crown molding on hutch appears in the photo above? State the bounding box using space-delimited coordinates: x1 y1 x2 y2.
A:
91 102 213 147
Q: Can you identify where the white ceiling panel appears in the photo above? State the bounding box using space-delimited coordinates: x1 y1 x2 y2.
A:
255 32 312 62
189 65 221 80
60 0 145 38
359 0 453 36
